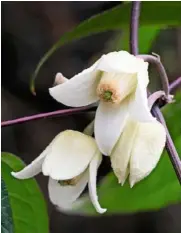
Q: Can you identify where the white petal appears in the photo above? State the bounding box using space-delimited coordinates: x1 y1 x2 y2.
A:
42 130 98 180
49 60 101 107
83 120 94 136
97 51 148 74
129 121 166 187
111 119 138 185
54 72 68 85
95 101 128 155
11 146 49 179
129 68 154 122
48 170 89 211
88 151 106 214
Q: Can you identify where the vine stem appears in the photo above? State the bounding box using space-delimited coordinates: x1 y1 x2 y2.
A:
137 54 170 98
169 76 181 93
130 1 181 184
1 105 95 127
130 1 140 55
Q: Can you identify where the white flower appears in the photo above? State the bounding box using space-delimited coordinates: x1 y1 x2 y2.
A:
111 119 166 187
49 51 153 155
11 130 106 214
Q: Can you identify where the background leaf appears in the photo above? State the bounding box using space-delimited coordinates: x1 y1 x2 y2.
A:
1 153 49 233
1 178 14 233
78 91 181 214
31 2 181 93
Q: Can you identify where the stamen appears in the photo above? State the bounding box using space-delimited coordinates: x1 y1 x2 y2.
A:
103 91 113 101
58 174 82 186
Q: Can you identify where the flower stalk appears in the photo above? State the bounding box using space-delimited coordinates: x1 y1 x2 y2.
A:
1 105 95 127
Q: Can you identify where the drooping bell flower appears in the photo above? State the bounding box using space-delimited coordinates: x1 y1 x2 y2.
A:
11 130 106 214
49 51 153 155
110 119 166 187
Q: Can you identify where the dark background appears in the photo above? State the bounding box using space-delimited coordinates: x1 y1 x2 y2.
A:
1 2 181 233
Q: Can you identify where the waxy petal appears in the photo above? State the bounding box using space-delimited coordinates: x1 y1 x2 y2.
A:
111 120 138 185
42 130 98 180
88 151 106 214
129 121 166 187
95 101 128 155
129 68 154 122
97 51 147 74
49 61 101 107
11 147 49 179
48 170 89 210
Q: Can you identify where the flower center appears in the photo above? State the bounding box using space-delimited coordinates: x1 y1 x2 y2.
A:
97 80 122 104
103 90 113 101
97 72 137 104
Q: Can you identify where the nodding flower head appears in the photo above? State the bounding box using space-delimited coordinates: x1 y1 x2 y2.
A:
11 130 106 214
49 51 153 155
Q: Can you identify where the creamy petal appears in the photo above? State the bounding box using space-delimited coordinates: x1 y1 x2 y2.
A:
129 68 154 122
97 51 147 74
49 60 101 107
48 170 89 210
42 130 98 180
11 146 49 179
88 151 106 214
95 101 128 155
54 72 68 85
129 121 166 187
111 119 138 185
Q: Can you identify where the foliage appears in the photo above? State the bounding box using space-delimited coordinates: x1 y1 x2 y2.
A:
1 153 49 233
1 179 14 233
30 2 181 93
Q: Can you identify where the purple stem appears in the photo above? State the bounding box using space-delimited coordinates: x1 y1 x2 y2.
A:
152 106 181 182
169 77 181 93
130 1 181 184
1 80 180 127
1 105 95 127
137 54 169 97
130 1 141 55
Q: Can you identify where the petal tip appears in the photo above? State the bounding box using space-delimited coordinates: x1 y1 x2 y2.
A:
99 208 107 214
129 180 135 188
11 171 22 179
11 171 17 177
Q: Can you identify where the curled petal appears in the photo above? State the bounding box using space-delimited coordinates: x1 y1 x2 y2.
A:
11 147 49 179
48 170 89 211
95 101 128 155
42 130 97 180
111 119 138 185
88 151 106 214
54 73 68 85
49 60 101 107
129 121 166 187
129 68 154 122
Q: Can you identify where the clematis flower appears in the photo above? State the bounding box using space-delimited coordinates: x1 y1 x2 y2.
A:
110 119 166 187
49 51 153 155
11 130 106 214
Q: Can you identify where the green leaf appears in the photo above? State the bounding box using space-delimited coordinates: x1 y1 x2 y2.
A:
78 92 181 214
30 2 181 94
163 91 181 139
1 178 14 233
119 26 160 53
1 153 49 233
